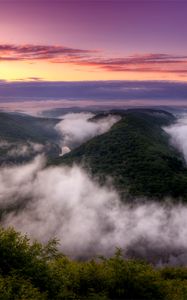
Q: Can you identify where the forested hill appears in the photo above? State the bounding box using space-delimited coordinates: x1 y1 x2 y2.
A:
0 112 60 142
0 112 61 164
53 109 187 200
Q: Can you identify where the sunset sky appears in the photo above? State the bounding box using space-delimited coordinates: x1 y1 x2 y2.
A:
0 0 187 110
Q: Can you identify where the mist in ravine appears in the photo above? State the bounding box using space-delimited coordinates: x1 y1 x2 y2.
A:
1 113 187 265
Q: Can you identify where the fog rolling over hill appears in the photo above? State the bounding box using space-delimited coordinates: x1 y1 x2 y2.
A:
164 115 187 163
2 154 187 265
0 110 120 164
2 109 187 265
55 112 121 155
55 109 187 200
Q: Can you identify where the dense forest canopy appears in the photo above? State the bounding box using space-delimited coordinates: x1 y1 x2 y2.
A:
0 226 187 300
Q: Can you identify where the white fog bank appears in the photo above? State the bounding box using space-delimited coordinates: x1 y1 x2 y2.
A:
164 115 187 163
1 155 187 265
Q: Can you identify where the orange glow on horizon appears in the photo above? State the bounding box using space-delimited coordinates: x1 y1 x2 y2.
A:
0 60 187 82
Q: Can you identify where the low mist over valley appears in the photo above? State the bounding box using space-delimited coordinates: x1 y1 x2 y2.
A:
1 108 187 267
2 1 187 298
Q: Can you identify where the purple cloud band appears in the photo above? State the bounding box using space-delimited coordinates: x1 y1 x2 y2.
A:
0 80 186 102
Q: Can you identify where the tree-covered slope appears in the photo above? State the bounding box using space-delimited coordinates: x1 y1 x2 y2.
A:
0 112 60 143
0 112 61 164
53 109 187 200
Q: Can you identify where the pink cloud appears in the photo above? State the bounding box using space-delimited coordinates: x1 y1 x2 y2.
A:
0 43 187 75
0 44 95 61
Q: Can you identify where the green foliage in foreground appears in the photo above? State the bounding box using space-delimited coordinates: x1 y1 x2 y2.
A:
0 227 187 299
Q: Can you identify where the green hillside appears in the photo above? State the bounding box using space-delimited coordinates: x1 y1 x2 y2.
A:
53 109 187 200
0 112 61 163
0 112 60 142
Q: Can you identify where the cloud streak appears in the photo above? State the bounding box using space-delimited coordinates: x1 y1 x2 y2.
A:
0 43 187 75
72 53 187 74
0 44 95 62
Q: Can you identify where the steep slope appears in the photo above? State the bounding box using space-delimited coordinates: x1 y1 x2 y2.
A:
53 109 187 200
